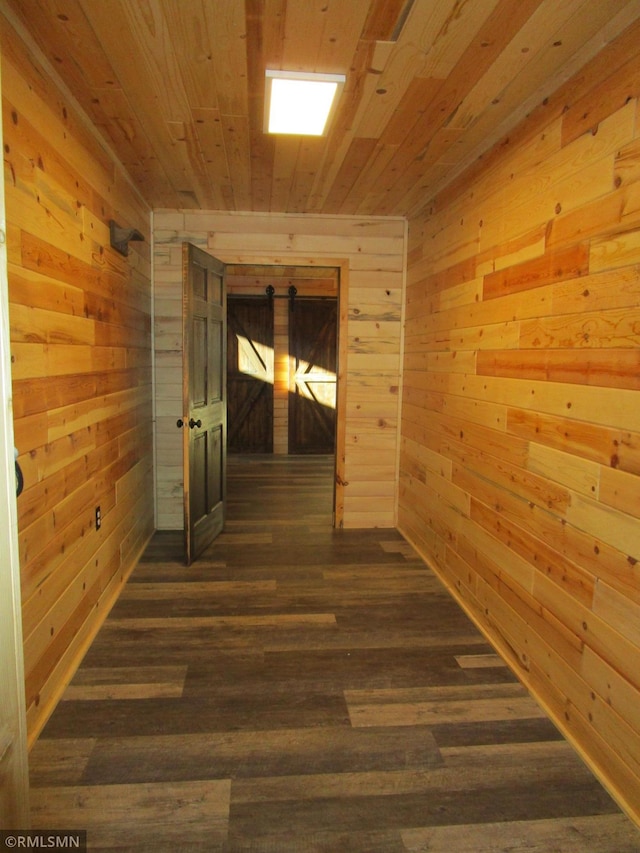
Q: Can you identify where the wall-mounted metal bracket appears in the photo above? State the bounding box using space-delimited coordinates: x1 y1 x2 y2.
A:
109 219 144 256
15 448 23 497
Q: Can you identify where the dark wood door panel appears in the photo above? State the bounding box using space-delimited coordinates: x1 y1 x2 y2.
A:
227 297 274 453
289 298 337 454
183 244 226 564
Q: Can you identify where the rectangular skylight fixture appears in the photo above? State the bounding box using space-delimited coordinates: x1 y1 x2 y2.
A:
265 70 346 136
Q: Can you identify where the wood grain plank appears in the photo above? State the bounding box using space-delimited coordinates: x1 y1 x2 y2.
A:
61 666 188 701
477 348 640 391
30 779 230 848
483 244 590 300
346 683 545 727
402 814 640 853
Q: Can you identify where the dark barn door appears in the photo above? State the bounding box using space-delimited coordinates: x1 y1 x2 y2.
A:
227 296 274 453
289 298 337 454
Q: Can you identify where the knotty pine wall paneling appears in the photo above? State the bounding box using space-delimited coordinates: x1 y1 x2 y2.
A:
399 22 640 824
1 16 154 745
153 212 405 530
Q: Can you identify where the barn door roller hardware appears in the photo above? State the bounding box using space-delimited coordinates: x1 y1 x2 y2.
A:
262 284 296 310
266 285 275 307
109 219 144 256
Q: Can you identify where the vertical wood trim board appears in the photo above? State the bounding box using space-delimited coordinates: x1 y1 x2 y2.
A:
0 35 29 825
153 212 405 530
1 16 155 746
400 22 640 825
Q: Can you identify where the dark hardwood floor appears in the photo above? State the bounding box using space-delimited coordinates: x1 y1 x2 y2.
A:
29 455 640 851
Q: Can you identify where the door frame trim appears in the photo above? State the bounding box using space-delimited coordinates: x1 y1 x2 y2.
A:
220 255 348 528
0 51 30 822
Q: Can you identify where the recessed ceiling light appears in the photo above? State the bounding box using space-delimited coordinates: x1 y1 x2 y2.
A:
264 70 346 136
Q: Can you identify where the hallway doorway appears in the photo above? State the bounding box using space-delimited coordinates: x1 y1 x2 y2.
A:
225 264 340 526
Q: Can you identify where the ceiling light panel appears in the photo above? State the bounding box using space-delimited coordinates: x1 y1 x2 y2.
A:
265 70 346 136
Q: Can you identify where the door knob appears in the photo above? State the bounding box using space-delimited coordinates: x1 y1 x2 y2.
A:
176 418 185 428
189 418 202 429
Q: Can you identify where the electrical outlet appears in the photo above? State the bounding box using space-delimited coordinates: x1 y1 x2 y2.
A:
95 505 101 530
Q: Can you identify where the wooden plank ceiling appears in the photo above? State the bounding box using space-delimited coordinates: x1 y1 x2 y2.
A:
6 0 640 217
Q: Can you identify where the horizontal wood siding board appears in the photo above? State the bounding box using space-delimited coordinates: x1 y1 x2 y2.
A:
483 244 590 300
477 349 640 390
